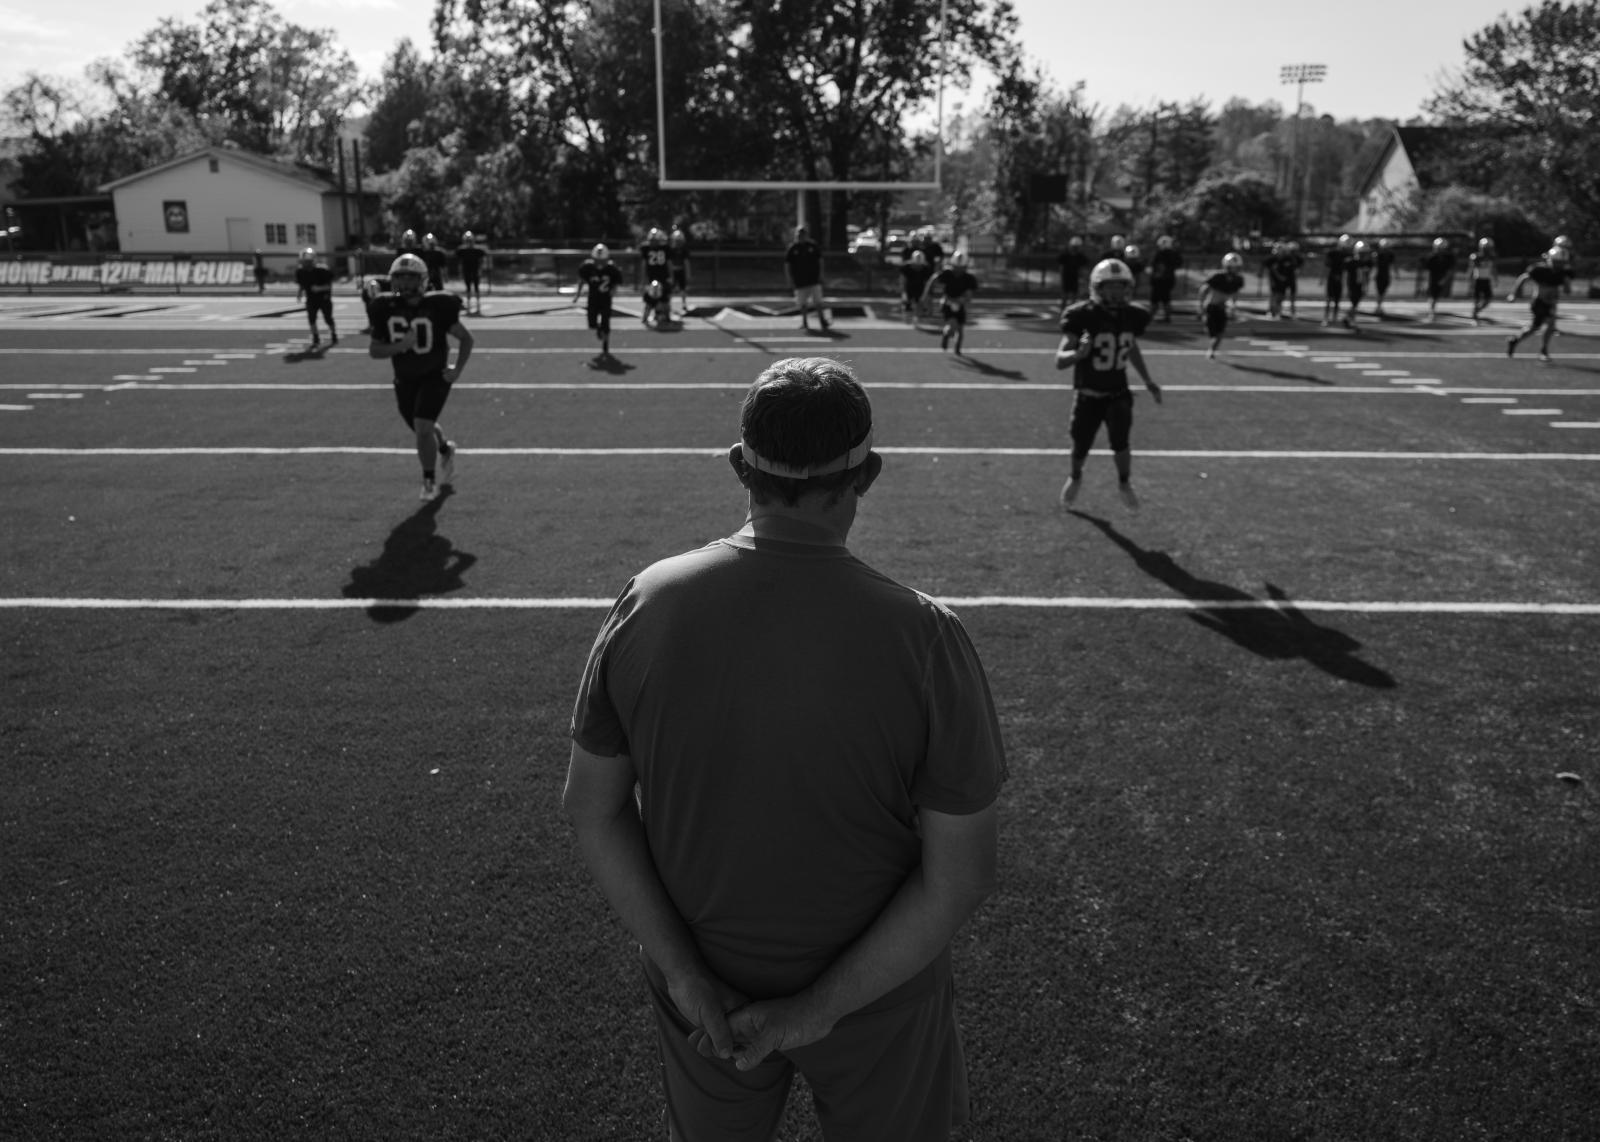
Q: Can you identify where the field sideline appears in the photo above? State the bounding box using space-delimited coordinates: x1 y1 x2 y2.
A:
3 299 1597 1140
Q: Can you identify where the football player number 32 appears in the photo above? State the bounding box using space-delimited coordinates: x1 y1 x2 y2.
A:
388 315 434 353
1087 331 1135 371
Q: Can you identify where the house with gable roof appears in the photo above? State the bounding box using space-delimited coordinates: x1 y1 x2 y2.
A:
99 145 380 254
1352 124 1491 233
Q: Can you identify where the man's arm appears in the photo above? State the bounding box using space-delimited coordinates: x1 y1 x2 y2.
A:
1054 330 1087 371
563 743 743 1056
444 322 474 382
368 325 415 359
1129 341 1161 403
722 802 998 1071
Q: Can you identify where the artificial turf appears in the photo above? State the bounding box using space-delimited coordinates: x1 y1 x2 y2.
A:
3 311 1597 1139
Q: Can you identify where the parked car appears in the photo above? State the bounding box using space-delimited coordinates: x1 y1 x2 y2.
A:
849 229 881 256
884 231 909 257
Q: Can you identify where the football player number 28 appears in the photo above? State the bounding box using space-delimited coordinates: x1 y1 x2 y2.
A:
387 316 434 353
1086 331 1135 371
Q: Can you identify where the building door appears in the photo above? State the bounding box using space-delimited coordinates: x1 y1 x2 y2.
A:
225 218 254 252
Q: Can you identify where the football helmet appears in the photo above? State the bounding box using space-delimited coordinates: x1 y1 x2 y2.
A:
1338 233 1354 249
669 227 687 247
1548 246 1572 265
1352 240 1370 258
462 230 475 244
1553 234 1573 249
299 246 315 263
1068 236 1084 249
1477 237 1493 251
1378 237 1393 249
1089 258 1133 305
388 253 428 298
1222 252 1244 273
1157 235 1174 250
592 244 610 263
1123 244 1141 261
424 233 438 248
400 229 418 248
1432 237 1448 250
909 250 926 266
647 227 664 243
951 250 969 268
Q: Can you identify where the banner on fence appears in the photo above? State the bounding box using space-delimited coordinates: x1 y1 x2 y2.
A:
0 258 248 286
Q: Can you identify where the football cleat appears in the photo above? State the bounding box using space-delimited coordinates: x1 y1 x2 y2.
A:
1059 477 1081 506
437 442 455 488
419 478 438 502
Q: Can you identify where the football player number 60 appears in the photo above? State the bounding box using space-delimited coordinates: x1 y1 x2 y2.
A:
387 316 434 353
1088 331 1134 371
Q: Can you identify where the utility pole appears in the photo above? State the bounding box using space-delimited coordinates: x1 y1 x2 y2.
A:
1280 64 1326 234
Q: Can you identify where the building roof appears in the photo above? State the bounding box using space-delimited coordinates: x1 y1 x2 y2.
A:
98 146 341 195
1358 124 1497 199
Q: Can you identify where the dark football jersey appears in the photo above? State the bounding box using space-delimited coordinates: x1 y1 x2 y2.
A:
933 268 978 301
666 244 690 270
640 240 671 282
1150 249 1183 282
1525 263 1568 298
785 240 824 288
1424 251 1456 281
295 263 334 293
457 247 486 280
1375 249 1396 277
1265 254 1296 289
369 291 465 381
1324 249 1348 281
1060 301 1152 394
1203 271 1246 303
900 263 933 295
579 259 625 306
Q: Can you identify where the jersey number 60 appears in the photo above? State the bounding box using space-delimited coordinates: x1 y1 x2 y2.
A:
387 316 434 353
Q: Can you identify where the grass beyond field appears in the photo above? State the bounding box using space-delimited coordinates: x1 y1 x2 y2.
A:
3 303 1598 1140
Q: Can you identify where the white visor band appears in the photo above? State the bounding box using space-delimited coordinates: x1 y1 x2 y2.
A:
741 429 874 479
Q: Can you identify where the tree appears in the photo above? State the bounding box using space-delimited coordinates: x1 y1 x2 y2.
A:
132 0 361 160
1145 172 1290 248
364 41 436 174
1426 0 1600 245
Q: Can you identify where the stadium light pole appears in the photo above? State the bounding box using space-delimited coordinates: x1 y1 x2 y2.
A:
1280 63 1326 234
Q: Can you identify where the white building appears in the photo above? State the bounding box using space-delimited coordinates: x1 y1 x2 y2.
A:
99 146 379 255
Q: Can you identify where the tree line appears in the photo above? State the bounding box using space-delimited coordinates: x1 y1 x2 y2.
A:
4 0 1596 253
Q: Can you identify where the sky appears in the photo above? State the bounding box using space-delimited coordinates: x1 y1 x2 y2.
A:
1 0 1522 124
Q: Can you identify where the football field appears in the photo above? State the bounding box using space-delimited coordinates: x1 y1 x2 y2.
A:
3 291 1597 1140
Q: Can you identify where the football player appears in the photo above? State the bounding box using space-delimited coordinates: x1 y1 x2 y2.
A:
1120 243 1146 298
899 249 933 326
1264 241 1294 320
1148 236 1183 322
293 246 337 348
368 253 473 502
784 225 830 333
1467 238 1497 324
421 233 447 292
457 231 487 316
667 227 691 315
1058 236 1089 304
922 249 979 353
1343 241 1373 329
1054 258 1162 510
1198 252 1247 358
1322 235 1352 326
1372 238 1397 316
575 243 625 357
638 227 672 326
1423 237 1456 322
1506 246 1574 362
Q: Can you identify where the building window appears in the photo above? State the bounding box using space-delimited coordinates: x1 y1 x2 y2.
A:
163 201 190 233
265 223 287 245
208 158 220 173
294 223 318 248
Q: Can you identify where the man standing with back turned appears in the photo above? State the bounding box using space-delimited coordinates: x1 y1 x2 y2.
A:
565 356 1006 1142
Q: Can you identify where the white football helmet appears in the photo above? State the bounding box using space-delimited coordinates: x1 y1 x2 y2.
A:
1123 244 1141 261
1553 234 1573 249
1156 235 1174 251
647 227 664 243
299 246 316 263
592 244 610 262
1432 236 1448 250
1338 234 1354 249
1222 252 1244 273
388 253 427 298
1548 246 1572 265
401 229 418 248
462 230 475 244
1089 258 1133 305
951 250 969 268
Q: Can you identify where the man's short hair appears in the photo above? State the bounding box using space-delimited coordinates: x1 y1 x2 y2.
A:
740 357 873 507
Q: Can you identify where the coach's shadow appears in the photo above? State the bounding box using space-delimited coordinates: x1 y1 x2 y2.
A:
283 344 331 363
1071 512 1396 689
342 492 478 623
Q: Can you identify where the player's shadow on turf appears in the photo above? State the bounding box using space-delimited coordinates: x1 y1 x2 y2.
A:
342 493 478 623
1071 512 1397 689
586 353 636 373
1225 361 1335 385
283 344 331 363
951 355 1028 381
